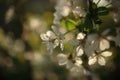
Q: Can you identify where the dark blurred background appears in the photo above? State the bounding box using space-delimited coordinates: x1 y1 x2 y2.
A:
0 0 120 80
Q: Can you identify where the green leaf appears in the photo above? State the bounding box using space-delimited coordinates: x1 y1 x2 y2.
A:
92 3 97 9
97 7 109 16
93 16 102 24
83 14 93 33
61 19 77 31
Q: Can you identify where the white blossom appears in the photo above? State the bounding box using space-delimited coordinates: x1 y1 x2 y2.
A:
85 29 110 57
40 31 55 54
57 53 68 65
70 64 84 74
88 51 112 66
57 53 74 69
40 26 64 54
57 53 84 71
51 25 65 50
70 57 85 75
85 34 99 56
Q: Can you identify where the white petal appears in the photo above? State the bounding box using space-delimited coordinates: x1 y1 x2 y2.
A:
93 0 110 7
46 42 54 50
86 34 98 42
57 53 68 65
100 39 110 51
101 51 112 57
54 39 59 48
77 32 86 40
98 56 106 66
86 34 99 50
70 66 81 73
61 6 71 16
66 60 74 69
46 42 54 54
75 57 83 66
106 36 114 41
84 42 94 57
88 56 97 65
46 31 56 39
60 42 64 51
76 46 84 56
51 25 60 35
84 41 99 57
40 34 49 41
86 34 100 51
84 47 94 57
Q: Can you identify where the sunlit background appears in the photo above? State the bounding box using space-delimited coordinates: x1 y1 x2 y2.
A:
0 0 120 80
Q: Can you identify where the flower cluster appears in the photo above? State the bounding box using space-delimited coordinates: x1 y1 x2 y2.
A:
40 25 64 54
40 0 120 76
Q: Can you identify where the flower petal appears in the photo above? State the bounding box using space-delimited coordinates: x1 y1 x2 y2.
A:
66 60 74 69
40 34 49 41
57 53 68 65
77 32 86 40
101 51 112 57
61 6 71 17
51 25 60 35
54 39 59 48
60 42 64 51
46 30 56 39
88 56 97 65
70 65 81 73
100 39 110 51
76 46 84 56
75 57 83 66
98 56 106 66
46 42 54 54
86 34 98 42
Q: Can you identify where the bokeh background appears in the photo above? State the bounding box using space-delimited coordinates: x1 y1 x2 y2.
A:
0 0 120 80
